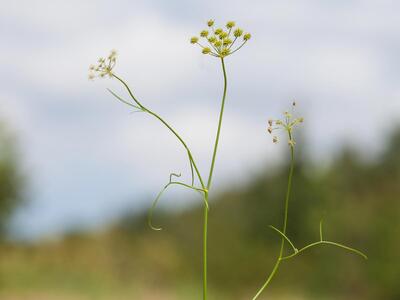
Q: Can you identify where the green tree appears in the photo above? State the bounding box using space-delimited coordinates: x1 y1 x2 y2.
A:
0 121 24 237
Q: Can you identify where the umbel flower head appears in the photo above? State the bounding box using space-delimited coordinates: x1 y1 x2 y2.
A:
267 102 304 147
88 49 117 80
190 20 251 58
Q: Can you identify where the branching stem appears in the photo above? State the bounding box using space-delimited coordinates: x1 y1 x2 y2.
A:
111 58 228 300
112 74 206 192
281 240 368 261
252 129 367 299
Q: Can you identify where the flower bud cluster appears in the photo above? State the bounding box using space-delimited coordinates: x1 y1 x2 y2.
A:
88 50 117 80
190 20 251 58
267 102 304 147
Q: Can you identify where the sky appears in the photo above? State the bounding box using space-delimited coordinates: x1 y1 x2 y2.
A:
1 0 399 240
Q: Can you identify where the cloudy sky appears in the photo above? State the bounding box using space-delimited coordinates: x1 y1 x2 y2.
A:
1 0 399 239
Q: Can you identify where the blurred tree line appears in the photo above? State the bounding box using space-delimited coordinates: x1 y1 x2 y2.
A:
0 122 24 238
116 128 400 299
0 126 399 299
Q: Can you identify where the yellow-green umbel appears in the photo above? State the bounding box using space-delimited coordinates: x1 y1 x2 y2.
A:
190 19 251 58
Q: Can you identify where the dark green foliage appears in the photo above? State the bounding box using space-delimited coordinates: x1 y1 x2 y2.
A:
0 122 24 237
119 129 400 299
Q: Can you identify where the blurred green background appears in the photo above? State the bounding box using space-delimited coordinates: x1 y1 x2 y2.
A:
2 1 400 299
0 121 399 299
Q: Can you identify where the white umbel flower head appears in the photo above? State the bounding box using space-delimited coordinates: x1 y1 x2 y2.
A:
88 49 118 80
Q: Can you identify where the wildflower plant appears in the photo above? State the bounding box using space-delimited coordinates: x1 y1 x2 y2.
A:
90 20 251 300
89 20 366 300
252 102 367 299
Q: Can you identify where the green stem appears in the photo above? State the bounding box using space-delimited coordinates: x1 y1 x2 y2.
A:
282 131 294 241
203 192 209 300
229 40 247 55
268 225 298 254
112 74 206 190
252 133 295 300
251 258 281 300
202 57 228 300
281 240 368 261
207 58 228 190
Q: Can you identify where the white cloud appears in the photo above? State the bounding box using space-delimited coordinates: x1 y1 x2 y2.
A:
2 0 400 239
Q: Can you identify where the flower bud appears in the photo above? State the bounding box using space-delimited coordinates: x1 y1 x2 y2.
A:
226 21 235 29
223 38 232 46
202 47 211 54
207 19 214 27
200 30 209 37
234 28 243 37
219 31 228 39
109 49 117 58
243 33 251 41
284 111 292 119
215 28 223 35
190 37 199 44
220 48 231 57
